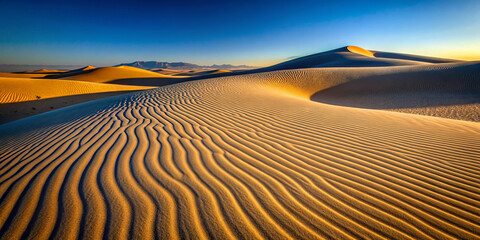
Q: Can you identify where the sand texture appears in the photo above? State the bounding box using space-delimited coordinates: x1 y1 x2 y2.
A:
1 64 480 239
0 77 152 124
0 77 152 104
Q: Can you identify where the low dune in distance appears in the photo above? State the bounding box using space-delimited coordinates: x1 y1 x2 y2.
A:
0 46 479 239
24 69 67 74
0 73 55 79
52 66 178 83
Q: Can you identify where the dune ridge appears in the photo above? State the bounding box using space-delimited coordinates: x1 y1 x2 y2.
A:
44 66 177 83
0 77 152 104
347 46 375 57
0 66 479 239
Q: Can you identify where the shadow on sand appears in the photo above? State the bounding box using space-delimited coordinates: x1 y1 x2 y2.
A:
311 63 480 109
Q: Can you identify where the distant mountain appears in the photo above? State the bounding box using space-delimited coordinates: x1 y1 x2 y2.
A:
209 64 253 69
115 61 254 70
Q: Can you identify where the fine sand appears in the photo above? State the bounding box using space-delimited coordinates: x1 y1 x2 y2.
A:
51 66 178 83
0 46 479 239
0 77 152 123
0 77 152 103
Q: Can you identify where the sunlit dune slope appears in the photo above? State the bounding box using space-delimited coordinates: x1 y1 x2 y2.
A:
347 45 375 57
49 66 177 83
81 65 96 71
0 66 479 239
0 77 152 103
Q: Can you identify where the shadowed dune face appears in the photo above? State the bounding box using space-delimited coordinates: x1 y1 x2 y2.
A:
174 69 232 77
25 69 67 74
0 73 54 79
106 77 190 86
0 66 479 239
373 51 460 63
310 62 480 121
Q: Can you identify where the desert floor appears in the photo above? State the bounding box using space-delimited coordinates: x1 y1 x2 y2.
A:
0 46 479 239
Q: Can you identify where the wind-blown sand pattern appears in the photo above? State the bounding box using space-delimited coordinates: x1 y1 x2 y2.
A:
1 65 480 239
0 77 152 104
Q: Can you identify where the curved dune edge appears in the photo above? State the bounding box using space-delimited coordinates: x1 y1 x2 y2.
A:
54 66 179 83
82 65 96 71
347 46 375 58
0 77 152 103
0 68 479 239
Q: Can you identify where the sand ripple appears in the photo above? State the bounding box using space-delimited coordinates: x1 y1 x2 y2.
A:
0 70 479 239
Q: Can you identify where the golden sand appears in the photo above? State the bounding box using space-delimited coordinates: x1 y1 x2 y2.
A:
61 66 178 83
0 77 152 103
347 45 375 57
1 64 479 239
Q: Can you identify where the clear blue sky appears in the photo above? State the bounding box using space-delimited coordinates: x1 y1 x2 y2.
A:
0 0 479 66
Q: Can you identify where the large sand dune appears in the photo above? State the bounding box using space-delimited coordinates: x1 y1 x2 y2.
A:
180 46 463 82
262 46 439 70
1 66 479 239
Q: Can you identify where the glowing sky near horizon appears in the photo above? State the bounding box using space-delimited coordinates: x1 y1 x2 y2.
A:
0 0 479 67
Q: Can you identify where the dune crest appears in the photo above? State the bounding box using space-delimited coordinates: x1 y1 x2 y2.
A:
347 46 375 57
51 66 177 83
82 65 96 71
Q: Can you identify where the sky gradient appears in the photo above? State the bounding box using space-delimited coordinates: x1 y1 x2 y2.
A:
0 0 479 67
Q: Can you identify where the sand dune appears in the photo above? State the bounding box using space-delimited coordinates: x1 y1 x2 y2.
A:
81 65 96 71
0 72 54 79
1 66 479 239
347 45 375 57
0 77 151 103
0 91 144 124
373 51 460 63
47 66 176 83
0 77 152 123
183 46 462 82
152 69 232 77
24 69 67 74
310 62 480 121
263 46 434 70
174 69 232 77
